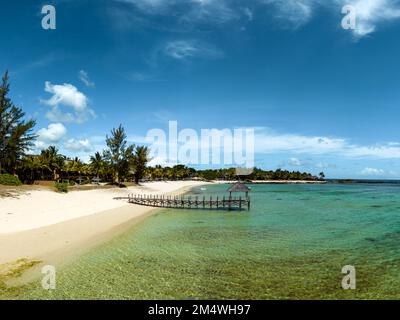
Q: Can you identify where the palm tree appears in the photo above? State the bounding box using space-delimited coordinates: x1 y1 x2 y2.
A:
90 152 104 178
40 146 65 180
152 165 164 181
72 157 85 175
132 146 151 184
19 155 43 181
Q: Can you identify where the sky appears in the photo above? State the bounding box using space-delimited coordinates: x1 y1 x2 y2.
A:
1 0 400 179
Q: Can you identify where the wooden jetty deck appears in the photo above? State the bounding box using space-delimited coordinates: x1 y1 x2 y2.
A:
115 194 250 211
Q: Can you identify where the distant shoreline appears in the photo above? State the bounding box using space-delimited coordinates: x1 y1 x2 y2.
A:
248 180 326 184
211 180 326 185
326 179 400 185
212 179 400 185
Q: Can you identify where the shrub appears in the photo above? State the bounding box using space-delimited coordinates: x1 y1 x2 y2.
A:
55 182 69 193
0 174 22 186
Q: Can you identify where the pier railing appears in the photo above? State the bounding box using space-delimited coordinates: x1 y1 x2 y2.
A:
115 194 250 211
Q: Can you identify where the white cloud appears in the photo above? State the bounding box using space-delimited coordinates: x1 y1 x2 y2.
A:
254 127 400 159
288 157 303 166
118 0 239 23
163 40 223 60
263 0 400 36
37 123 67 143
41 82 95 124
337 0 400 37
78 70 95 88
116 0 400 37
35 123 67 150
43 82 88 111
65 139 93 153
118 0 174 14
183 0 239 24
283 157 336 169
148 155 171 167
243 7 254 21
344 144 400 158
361 167 385 175
262 0 315 28
255 128 347 155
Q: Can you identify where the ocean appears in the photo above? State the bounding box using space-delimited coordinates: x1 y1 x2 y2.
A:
3 183 400 299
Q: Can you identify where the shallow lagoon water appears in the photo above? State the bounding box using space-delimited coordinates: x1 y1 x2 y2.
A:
3 183 400 299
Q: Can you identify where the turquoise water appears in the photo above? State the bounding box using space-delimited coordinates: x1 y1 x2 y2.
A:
4 183 400 299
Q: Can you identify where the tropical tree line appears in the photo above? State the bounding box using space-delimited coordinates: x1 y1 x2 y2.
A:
17 126 151 185
147 166 324 182
0 70 324 185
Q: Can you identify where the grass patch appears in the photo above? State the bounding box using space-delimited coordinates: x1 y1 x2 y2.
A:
0 174 22 186
54 182 69 193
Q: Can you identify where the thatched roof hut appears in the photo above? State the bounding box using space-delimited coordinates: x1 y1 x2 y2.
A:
227 182 251 198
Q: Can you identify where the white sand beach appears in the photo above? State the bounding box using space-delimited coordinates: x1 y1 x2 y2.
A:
0 181 209 265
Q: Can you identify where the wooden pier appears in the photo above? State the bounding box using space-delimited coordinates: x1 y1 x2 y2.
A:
115 194 250 211
114 183 251 211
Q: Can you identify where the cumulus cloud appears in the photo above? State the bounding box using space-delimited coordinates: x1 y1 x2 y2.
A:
65 139 93 153
37 123 67 143
41 82 95 124
35 123 67 150
43 82 88 111
78 70 95 88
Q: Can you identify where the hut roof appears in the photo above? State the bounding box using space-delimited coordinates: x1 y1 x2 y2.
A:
227 182 251 193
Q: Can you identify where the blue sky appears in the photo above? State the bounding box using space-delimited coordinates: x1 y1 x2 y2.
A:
1 0 400 179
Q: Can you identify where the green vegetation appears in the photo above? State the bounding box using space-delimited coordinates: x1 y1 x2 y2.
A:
0 174 22 186
40 146 65 181
104 125 135 183
54 182 69 193
132 145 151 184
0 71 36 175
145 166 322 182
0 70 321 186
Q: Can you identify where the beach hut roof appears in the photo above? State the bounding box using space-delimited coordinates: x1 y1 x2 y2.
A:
227 183 251 193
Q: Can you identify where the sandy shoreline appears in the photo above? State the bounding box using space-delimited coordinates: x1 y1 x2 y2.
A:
0 181 210 268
